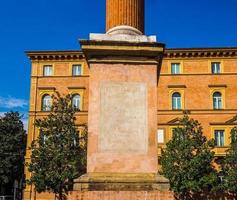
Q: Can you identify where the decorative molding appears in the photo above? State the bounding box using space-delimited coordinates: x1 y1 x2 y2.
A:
210 122 237 126
164 47 237 59
168 85 187 88
25 47 237 62
38 87 56 90
208 84 227 88
158 123 182 126
26 51 85 61
68 87 86 90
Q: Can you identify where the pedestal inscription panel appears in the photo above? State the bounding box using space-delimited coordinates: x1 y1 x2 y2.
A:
99 81 148 153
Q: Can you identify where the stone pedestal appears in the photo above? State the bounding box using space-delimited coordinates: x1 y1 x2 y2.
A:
68 39 171 199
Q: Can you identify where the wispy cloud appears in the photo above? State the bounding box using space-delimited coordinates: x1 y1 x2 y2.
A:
22 118 28 130
0 96 28 109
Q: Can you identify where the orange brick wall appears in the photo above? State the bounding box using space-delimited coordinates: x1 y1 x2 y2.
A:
157 57 237 157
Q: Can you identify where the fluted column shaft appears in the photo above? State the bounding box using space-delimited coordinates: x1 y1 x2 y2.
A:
106 0 144 34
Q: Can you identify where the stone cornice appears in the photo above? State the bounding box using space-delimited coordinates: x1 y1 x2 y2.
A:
25 47 237 61
26 50 85 61
164 47 237 59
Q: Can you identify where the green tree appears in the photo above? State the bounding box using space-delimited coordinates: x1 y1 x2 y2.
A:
27 93 87 200
160 115 218 199
0 112 26 195
222 126 237 196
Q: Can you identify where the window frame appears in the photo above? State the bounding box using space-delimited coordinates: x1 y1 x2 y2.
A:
41 94 52 112
209 60 224 74
172 92 182 110
171 63 181 74
72 94 81 111
72 64 82 76
169 61 183 75
210 88 225 110
213 91 222 110
70 62 84 76
211 62 221 74
68 88 84 111
214 130 225 147
43 65 53 76
169 90 185 111
157 129 165 144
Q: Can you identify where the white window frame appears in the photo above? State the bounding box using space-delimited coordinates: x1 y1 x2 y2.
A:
214 130 225 147
211 62 221 74
171 63 181 74
43 65 53 76
72 94 81 110
42 95 52 111
72 64 82 76
157 129 165 144
172 92 181 110
213 92 222 110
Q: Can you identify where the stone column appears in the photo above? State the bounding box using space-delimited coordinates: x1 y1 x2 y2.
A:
106 0 144 35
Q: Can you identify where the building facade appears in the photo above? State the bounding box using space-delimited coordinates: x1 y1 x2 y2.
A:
24 47 237 199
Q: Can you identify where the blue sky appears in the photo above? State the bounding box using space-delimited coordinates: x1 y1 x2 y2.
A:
0 0 237 128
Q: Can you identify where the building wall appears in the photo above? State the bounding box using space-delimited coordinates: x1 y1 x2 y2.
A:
157 56 237 157
24 54 89 199
24 49 237 199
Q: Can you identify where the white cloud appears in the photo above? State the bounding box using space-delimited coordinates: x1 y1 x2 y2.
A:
22 118 28 131
0 96 28 109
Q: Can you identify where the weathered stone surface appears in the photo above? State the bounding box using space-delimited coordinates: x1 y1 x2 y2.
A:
87 63 159 173
99 81 148 153
89 32 157 42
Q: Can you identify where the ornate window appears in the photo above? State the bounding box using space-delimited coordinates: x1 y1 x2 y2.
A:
42 94 52 111
72 94 81 110
172 92 181 110
213 92 222 109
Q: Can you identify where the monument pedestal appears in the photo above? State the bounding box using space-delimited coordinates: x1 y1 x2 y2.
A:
68 39 173 199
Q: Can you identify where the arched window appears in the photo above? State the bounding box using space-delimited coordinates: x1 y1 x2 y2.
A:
42 94 52 111
72 94 81 111
172 92 181 110
213 92 222 109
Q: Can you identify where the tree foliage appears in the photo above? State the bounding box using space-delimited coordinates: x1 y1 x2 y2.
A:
27 93 87 200
160 115 218 199
222 126 237 194
0 112 26 195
